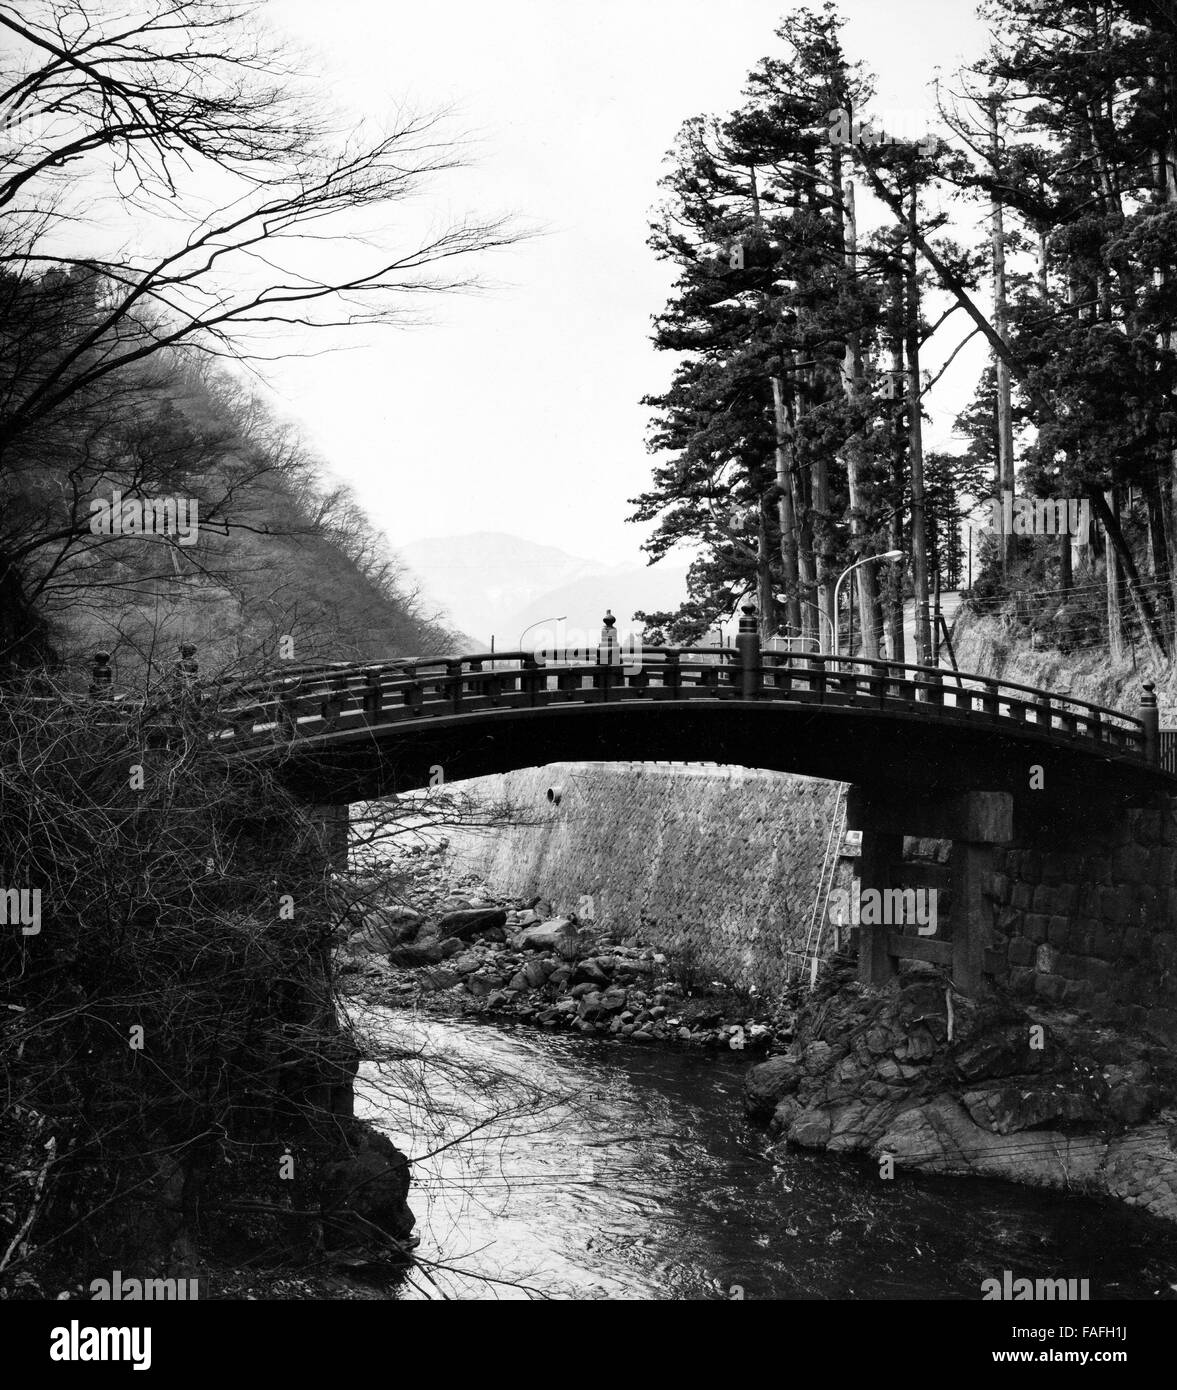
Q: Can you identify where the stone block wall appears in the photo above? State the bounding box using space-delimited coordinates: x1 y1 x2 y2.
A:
439 762 846 993
986 802 1177 1042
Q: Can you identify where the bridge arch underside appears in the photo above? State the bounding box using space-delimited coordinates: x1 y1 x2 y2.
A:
252 699 1169 810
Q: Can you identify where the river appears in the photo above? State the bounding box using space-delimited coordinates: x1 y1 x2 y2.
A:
353 1007 1177 1301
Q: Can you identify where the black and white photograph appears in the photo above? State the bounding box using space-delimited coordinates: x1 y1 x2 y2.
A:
0 0 1175 1356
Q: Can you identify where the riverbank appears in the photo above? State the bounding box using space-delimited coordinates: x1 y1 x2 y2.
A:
343 850 1177 1232
338 862 793 1052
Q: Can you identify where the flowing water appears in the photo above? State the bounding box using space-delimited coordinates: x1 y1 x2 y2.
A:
354 1008 1177 1301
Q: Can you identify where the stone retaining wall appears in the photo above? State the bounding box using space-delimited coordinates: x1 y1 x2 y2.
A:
440 762 846 993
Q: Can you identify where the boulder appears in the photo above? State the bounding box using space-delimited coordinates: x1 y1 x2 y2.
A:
387 941 444 968
570 959 609 988
577 991 606 1021
449 950 484 976
598 987 628 1014
523 959 552 988
514 918 580 957
346 904 424 954
437 907 508 941
744 1053 801 1120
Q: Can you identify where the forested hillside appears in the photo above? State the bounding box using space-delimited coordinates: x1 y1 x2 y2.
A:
1 268 457 689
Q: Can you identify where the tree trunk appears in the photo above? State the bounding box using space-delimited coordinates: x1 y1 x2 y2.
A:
771 376 803 641
756 503 775 640
989 93 1016 573
837 173 882 657
886 268 907 663
1091 488 1168 661
905 183 932 666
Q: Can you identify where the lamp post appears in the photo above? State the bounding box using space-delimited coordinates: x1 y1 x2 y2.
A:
518 615 566 658
833 551 904 657
774 597 834 652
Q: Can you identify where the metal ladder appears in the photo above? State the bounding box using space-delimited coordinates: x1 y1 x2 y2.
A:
795 784 848 986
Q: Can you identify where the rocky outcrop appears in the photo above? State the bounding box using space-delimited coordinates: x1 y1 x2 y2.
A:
320 1122 417 1252
744 954 1177 1224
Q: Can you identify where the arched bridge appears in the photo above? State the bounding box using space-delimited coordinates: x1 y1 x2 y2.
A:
209 609 1174 808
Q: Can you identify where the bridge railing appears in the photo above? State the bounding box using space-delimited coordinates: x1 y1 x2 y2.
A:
204 623 1153 767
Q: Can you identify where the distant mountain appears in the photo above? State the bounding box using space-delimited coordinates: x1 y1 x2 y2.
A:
398 532 674 646
504 564 692 648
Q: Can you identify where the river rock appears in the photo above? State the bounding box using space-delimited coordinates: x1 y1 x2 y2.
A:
514 918 580 957
523 958 552 988
577 991 605 1020
437 907 508 941
600 987 628 1014
744 1053 801 1120
387 941 445 968
570 959 609 988
418 967 461 992
348 904 424 953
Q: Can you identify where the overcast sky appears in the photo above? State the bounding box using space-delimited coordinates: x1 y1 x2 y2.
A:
263 0 992 568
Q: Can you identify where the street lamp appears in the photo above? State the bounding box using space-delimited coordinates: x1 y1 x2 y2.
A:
774 597 835 652
833 552 904 657
518 615 566 657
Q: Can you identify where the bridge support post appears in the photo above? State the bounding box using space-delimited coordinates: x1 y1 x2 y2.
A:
856 828 902 987
847 786 1012 997
951 840 991 995
736 604 761 699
